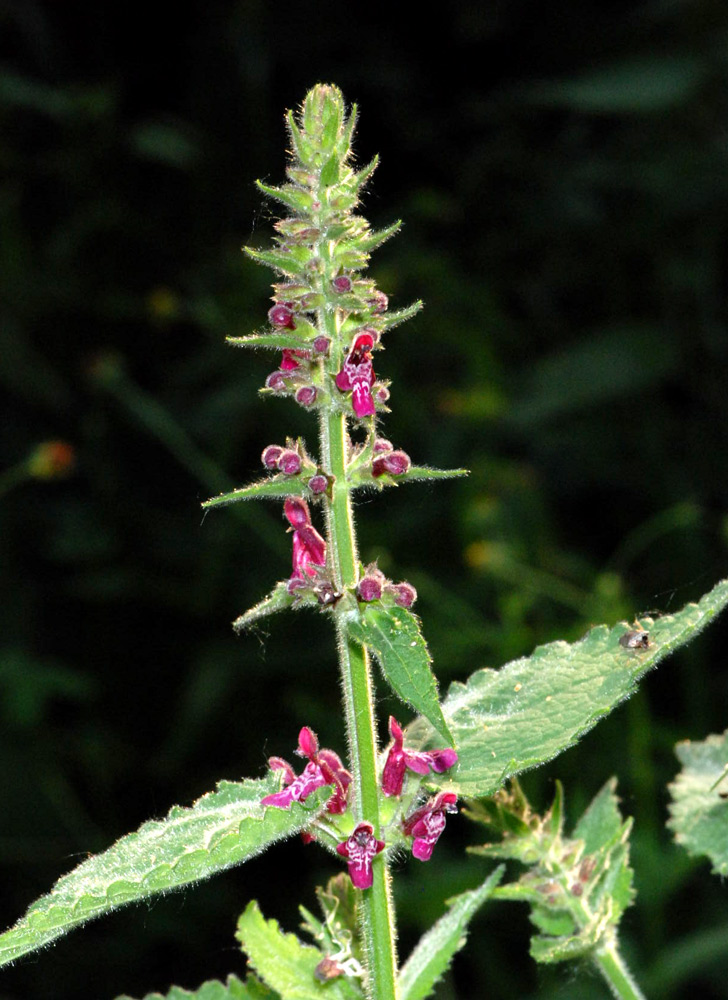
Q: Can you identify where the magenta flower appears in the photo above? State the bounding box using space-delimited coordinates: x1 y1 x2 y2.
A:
284 497 326 583
335 333 376 418
261 726 351 813
402 792 458 861
268 303 296 329
381 716 458 797
336 822 385 889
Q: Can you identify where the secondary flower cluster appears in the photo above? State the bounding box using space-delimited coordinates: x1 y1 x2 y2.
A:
356 564 417 609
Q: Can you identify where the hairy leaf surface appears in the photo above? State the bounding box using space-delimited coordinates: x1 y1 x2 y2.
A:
116 975 276 1000
347 605 452 744
0 779 331 968
410 579 728 797
668 730 728 876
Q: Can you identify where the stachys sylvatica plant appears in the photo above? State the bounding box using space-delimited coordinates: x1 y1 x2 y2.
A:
2 83 728 1000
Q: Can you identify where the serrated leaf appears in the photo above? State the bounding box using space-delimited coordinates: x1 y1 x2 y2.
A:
347 605 452 745
573 777 622 853
398 866 504 1000
410 579 728 797
0 779 331 968
233 582 303 632
116 974 271 1000
236 901 359 1000
203 478 309 510
668 730 728 876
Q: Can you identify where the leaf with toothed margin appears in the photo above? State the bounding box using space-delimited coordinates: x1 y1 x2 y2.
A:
398 866 504 1000
236 901 361 1000
203 478 309 510
668 730 728 877
347 605 452 745
0 779 332 969
233 581 307 632
116 973 277 1000
407 578 728 798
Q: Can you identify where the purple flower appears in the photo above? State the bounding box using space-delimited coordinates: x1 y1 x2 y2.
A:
402 792 458 861
386 581 418 609
261 444 283 469
331 275 353 294
381 716 458 797
284 497 326 582
261 726 351 813
335 333 376 418
336 822 385 889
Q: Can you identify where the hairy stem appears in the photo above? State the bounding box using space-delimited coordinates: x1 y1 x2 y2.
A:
593 937 647 1000
320 402 398 998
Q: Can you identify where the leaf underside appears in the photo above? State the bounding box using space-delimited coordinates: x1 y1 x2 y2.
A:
409 578 728 797
0 778 331 969
667 729 728 876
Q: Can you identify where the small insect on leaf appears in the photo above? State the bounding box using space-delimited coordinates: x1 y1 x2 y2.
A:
619 629 650 650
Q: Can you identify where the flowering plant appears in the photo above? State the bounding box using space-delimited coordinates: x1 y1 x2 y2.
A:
1 84 728 1000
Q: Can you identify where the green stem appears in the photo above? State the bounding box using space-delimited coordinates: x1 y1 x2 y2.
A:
593 938 647 1000
320 403 398 999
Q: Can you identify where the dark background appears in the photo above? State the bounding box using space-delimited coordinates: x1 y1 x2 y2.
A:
2 1 728 997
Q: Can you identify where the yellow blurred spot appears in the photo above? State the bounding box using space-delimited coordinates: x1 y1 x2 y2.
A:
514 683 522 692
27 441 75 480
147 287 180 322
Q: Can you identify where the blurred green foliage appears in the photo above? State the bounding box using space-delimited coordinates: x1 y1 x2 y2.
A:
1 1 728 997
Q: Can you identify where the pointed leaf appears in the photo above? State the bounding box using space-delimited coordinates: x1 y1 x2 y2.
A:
0 779 331 968
379 301 424 331
236 901 359 1000
357 466 469 491
357 221 401 253
573 777 622 854
668 730 728 876
203 478 308 510
409 578 728 797
233 582 304 632
227 332 315 352
244 246 308 278
347 605 452 745
256 181 315 215
398 866 504 1000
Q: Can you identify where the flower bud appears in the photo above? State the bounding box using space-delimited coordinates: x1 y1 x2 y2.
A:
278 450 302 475
372 438 393 454
295 386 317 407
265 371 288 392
388 582 417 608
268 304 296 329
312 336 330 355
374 385 390 404
372 450 411 477
357 575 383 602
308 474 328 495
284 496 311 529
261 445 283 469
331 275 353 293
369 291 389 314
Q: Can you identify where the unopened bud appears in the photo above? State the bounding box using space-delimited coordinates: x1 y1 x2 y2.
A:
261 445 283 469
308 474 328 495
388 582 417 608
357 576 383 602
372 450 411 477
265 371 288 392
331 275 352 294
295 386 317 407
374 385 390 404
372 438 393 454
284 496 311 528
369 291 389 314
278 450 302 475
268 304 296 329
312 336 330 355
